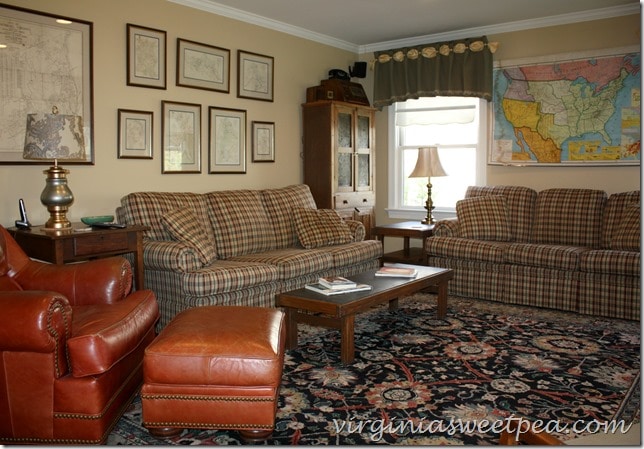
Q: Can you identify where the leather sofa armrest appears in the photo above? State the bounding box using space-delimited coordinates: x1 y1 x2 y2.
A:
345 219 366 242
13 257 133 306
143 240 204 272
0 292 72 376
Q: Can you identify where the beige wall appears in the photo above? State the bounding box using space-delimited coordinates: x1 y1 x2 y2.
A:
370 14 641 229
0 0 355 227
0 2 640 231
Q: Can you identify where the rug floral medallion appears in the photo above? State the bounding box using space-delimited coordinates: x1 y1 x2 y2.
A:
109 294 640 445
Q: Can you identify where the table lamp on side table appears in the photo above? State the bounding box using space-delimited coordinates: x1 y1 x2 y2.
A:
23 106 86 231
408 146 447 224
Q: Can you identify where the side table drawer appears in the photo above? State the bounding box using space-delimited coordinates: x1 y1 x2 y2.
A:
74 233 129 256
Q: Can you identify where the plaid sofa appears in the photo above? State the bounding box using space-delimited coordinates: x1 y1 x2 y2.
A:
116 184 382 329
426 186 640 320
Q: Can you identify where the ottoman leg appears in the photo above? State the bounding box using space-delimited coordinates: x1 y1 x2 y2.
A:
239 429 273 443
148 427 182 438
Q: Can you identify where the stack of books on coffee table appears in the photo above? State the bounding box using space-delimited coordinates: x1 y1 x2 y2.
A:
305 276 372 296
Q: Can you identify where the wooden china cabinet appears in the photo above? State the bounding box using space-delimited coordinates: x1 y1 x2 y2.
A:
302 100 376 239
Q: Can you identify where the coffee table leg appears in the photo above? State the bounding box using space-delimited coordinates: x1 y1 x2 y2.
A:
284 308 298 349
389 298 399 310
437 281 448 319
340 315 355 364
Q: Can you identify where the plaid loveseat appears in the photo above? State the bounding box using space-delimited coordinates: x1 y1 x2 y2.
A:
425 186 640 320
116 184 382 329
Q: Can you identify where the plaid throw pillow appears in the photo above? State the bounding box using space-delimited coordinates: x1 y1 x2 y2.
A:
293 208 353 249
456 195 513 241
611 203 640 251
160 208 217 265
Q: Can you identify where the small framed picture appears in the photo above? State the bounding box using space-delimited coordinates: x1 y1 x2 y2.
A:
162 101 201 173
127 23 167 89
118 109 153 159
208 106 246 174
237 50 274 102
252 121 275 162
176 38 230 93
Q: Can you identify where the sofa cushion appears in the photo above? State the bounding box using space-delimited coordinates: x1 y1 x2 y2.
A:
505 243 587 271
425 236 510 263
532 188 606 247
610 203 640 251
465 186 537 242
601 191 640 248
262 185 318 249
161 208 217 265
68 293 159 377
230 248 334 279
580 249 640 277
293 208 353 249
456 195 512 241
205 190 276 259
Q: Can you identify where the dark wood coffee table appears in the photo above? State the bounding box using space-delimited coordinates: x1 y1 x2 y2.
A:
275 264 453 363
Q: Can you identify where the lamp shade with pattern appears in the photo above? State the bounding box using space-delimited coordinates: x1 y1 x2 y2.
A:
23 107 86 231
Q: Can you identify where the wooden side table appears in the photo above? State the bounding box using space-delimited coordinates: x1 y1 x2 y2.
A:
8 223 149 291
372 221 434 265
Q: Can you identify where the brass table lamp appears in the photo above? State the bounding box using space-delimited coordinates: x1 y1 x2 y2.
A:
408 146 447 224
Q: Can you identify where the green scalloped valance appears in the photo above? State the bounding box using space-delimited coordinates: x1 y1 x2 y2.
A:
373 36 498 109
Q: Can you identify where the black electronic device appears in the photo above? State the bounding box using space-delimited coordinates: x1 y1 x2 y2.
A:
349 62 367 78
328 69 349 80
90 222 127 229
15 198 32 229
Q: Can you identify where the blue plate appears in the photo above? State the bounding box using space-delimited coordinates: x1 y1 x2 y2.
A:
81 215 114 225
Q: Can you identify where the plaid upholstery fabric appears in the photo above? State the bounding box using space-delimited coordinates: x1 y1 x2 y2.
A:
502 265 578 312
580 250 640 276
143 241 203 272
181 260 279 296
610 203 640 251
426 256 504 301
425 236 510 263
293 208 353 249
119 192 214 243
456 195 512 241
229 248 334 279
261 184 318 249
433 218 460 237
532 188 607 247
205 190 276 259
160 208 217 265
315 240 383 267
601 190 640 248
505 243 587 271
578 272 640 320
465 186 537 242
345 220 366 242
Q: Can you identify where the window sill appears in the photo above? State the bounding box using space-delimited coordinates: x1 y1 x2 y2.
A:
385 208 456 222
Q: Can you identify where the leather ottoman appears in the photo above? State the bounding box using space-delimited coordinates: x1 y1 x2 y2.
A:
141 306 286 442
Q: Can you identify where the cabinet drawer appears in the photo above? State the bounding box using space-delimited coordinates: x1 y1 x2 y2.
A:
73 233 129 256
334 192 374 209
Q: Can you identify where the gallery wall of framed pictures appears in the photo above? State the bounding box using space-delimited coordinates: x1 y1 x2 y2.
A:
123 22 276 174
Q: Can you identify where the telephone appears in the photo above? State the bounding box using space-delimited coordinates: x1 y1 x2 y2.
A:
328 69 349 80
15 198 32 229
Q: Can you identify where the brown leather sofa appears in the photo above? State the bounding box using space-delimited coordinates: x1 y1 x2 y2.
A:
0 225 160 445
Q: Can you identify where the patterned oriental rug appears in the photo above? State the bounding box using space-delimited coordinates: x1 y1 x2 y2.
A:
108 294 640 445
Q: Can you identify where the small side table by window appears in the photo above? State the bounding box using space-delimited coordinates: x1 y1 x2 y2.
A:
8 223 149 291
372 221 434 265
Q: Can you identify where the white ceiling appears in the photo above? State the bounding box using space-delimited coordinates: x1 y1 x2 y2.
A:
170 0 640 52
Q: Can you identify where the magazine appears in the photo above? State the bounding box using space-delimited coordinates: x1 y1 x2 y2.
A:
375 266 418 278
318 276 357 290
305 283 372 296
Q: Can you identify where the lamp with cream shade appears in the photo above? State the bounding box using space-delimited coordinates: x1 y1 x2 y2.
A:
23 106 86 231
408 146 447 224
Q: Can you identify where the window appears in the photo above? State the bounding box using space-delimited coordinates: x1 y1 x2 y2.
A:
387 96 488 220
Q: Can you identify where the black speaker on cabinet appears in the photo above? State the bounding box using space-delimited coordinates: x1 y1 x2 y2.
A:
349 61 367 78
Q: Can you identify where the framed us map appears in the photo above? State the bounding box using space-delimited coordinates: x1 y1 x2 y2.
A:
0 3 93 164
491 47 640 166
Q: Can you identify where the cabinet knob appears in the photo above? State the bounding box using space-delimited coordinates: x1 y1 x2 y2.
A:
362 198 367 202
343 200 348 204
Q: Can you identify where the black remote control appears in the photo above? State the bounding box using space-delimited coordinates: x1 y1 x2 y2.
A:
91 222 127 229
